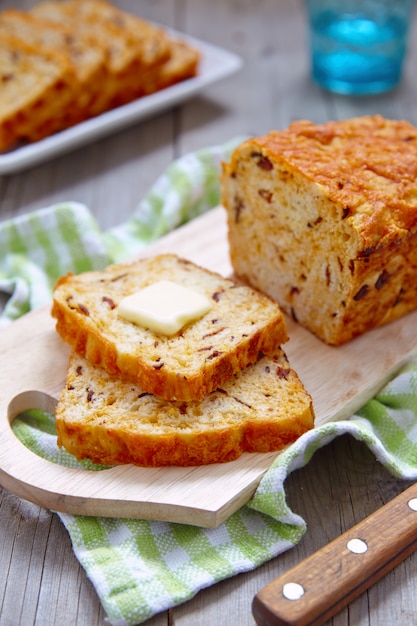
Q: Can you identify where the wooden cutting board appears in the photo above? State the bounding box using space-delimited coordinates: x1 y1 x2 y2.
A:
2 206 417 528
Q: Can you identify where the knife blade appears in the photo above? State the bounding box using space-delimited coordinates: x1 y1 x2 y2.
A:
252 482 417 626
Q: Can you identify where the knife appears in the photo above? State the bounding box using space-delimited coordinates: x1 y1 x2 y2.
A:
252 482 417 626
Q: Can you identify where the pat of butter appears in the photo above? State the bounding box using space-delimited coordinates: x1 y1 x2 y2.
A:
117 280 211 336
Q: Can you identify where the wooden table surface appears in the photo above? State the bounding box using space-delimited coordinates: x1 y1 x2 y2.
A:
1 1 417 625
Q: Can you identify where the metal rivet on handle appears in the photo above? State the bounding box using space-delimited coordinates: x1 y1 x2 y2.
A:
347 538 368 554
408 498 417 512
282 582 305 600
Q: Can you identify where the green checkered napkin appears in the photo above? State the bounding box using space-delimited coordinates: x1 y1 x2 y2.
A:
2 142 417 626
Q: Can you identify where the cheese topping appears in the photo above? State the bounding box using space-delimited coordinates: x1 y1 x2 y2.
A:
117 280 212 336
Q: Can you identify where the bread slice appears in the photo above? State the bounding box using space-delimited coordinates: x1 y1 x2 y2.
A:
32 0 172 111
56 350 314 466
222 115 417 345
0 33 77 151
141 39 200 96
0 9 107 124
51 254 288 402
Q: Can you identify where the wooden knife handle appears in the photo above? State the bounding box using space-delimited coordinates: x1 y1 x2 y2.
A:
252 483 417 626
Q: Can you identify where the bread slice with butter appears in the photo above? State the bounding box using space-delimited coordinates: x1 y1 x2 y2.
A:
56 349 314 466
51 254 288 402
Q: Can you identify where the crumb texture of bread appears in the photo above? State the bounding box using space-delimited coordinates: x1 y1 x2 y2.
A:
51 254 288 402
56 350 314 467
0 0 199 151
222 115 417 345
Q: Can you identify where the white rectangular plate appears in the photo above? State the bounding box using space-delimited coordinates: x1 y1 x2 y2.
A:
0 32 242 174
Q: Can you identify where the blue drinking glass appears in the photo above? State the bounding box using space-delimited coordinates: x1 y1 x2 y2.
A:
306 0 415 95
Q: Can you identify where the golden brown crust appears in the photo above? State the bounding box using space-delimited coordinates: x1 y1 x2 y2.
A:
56 350 314 466
222 115 417 345
52 254 288 401
240 115 417 248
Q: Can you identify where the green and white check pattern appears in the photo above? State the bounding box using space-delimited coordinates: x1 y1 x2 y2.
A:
2 142 417 626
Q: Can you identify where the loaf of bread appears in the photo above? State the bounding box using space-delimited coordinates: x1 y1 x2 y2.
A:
32 0 171 110
33 0 171 70
66 0 199 104
0 1 200 151
222 115 417 345
52 254 288 402
56 349 314 466
31 0 197 111
0 33 77 151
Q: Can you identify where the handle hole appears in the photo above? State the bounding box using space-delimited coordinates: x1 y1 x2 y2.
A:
8 391 113 471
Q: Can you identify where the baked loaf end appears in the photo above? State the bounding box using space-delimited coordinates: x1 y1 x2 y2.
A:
51 254 288 402
56 350 314 467
222 115 417 346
